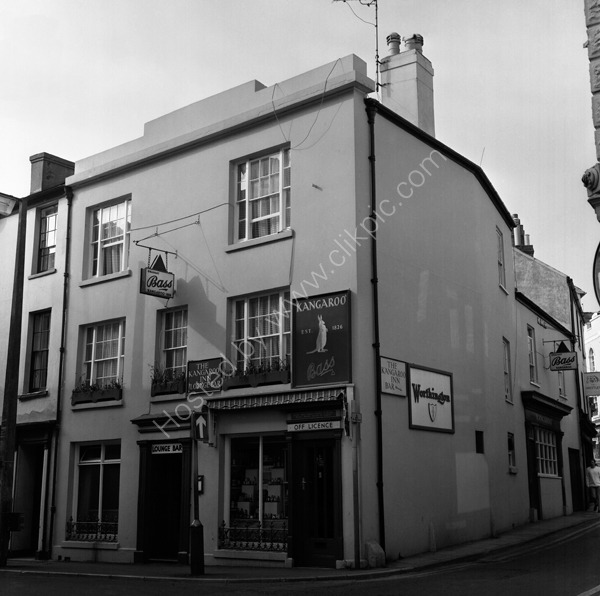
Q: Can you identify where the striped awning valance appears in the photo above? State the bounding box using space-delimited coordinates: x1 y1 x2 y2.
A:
207 387 345 410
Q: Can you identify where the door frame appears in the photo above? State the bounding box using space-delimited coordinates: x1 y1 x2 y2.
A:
288 431 343 567
135 440 191 563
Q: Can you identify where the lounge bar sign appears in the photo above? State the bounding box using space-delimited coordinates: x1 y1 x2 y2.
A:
140 255 175 299
408 365 454 433
292 290 351 388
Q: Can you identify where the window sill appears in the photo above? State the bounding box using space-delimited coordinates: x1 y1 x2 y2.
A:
499 284 509 295
72 400 123 411
80 269 132 287
530 381 541 388
509 466 518 475
28 268 57 280
505 398 514 405
226 229 293 253
19 390 49 401
61 541 120 550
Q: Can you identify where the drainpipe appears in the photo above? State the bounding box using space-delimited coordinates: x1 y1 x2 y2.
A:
366 99 385 553
46 186 73 557
567 276 593 504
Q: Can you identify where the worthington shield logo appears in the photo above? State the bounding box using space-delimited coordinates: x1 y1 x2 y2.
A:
428 403 437 422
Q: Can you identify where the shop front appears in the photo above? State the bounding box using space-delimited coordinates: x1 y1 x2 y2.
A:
211 387 348 568
522 390 572 521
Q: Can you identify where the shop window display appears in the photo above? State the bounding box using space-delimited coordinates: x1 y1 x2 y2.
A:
230 436 287 525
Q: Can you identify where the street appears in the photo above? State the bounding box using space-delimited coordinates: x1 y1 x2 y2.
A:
3 521 600 596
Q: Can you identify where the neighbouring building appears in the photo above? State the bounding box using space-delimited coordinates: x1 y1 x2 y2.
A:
0 154 74 558
1 34 594 569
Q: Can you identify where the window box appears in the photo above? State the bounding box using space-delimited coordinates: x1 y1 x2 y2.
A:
72 386 122 405
151 379 186 397
150 362 187 397
223 368 290 390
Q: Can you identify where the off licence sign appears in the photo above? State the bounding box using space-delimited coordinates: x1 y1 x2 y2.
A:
287 420 341 432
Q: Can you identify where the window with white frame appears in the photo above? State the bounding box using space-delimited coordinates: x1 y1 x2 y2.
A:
535 427 558 476
158 307 187 378
507 432 516 470
503 337 512 402
89 198 131 278
527 325 538 383
590 348 596 372
497 227 506 288
82 320 125 388
29 310 51 392
558 370 566 398
67 442 120 542
236 148 290 241
233 290 290 370
37 204 58 273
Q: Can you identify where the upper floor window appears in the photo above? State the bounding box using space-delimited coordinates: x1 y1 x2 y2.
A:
232 290 290 371
236 148 290 242
527 325 538 384
503 338 512 402
82 320 125 388
496 227 506 288
590 348 596 372
90 198 131 278
162 308 187 375
507 432 516 470
558 370 566 399
29 310 51 392
37 204 58 273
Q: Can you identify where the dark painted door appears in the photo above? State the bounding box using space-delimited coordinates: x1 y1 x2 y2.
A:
291 437 342 567
569 448 584 511
147 453 182 560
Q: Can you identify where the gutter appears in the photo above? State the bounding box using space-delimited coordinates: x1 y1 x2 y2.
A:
365 100 386 553
46 186 73 557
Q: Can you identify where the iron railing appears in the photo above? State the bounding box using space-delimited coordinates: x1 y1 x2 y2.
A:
218 520 288 552
66 517 118 542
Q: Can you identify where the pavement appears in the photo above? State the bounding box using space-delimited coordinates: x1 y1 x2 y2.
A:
2 512 600 584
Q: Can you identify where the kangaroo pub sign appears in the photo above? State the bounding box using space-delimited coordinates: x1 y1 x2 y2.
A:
292 290 351 388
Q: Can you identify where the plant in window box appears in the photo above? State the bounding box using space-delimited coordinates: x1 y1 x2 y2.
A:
223 359 290 390
150 364 187 396
71 378 123 405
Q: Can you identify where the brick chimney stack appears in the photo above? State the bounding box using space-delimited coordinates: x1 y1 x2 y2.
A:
29 153 74 194
379 32 435 136
512 214 534 257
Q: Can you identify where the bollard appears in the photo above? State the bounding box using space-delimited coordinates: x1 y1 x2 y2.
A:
190 519 204 576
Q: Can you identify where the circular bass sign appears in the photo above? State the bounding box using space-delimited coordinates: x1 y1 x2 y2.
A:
594 241 600 307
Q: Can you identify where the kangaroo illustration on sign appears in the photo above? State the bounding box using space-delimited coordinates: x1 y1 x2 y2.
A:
306 315 328 354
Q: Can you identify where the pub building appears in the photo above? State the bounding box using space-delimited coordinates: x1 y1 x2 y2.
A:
2 36 593 570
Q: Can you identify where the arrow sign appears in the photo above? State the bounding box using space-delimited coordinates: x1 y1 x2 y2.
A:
194 410 209 443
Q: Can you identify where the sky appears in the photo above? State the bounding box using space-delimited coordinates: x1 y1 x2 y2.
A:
2 0 599 311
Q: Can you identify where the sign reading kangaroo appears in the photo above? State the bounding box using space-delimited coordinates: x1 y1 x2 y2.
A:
292 290 351 387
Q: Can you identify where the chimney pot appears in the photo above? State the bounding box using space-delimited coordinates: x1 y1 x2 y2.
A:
386 32 401 55
404 34 424 53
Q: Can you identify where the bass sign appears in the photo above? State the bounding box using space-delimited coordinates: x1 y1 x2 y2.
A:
549 351 577 371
